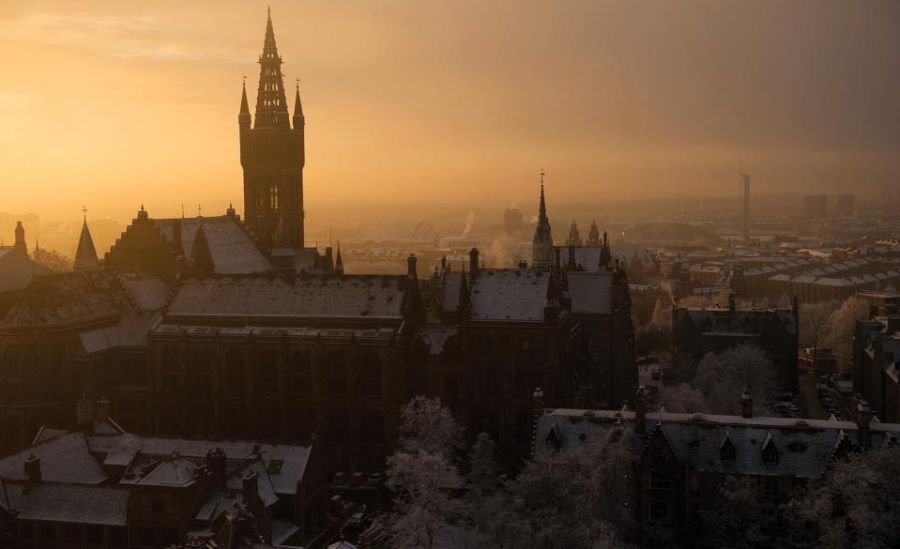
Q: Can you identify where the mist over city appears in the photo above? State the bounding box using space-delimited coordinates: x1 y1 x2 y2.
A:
1 2 899 549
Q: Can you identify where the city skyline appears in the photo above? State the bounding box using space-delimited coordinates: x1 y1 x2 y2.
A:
1 0 898 223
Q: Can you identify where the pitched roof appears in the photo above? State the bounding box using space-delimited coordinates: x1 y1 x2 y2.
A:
675 306 797 336
535 409 900 479
166 275 410 322
567 271 614 315
0 269 127 329
469 269 550 321
2 483 129 526
0 432 107 485
152 216 271 275
73 220 99 270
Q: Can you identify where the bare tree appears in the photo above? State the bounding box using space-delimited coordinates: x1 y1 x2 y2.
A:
32 248 72 272
824 297 870 371
799 301 839 355
398 396 464 461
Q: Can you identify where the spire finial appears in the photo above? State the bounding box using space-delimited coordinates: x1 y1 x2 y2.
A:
82 205 87 222
198 204 202 218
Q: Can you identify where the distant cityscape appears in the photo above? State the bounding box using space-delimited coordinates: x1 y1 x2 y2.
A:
1 7 899 549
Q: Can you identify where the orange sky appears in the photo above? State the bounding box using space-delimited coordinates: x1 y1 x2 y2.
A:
1 0 898 223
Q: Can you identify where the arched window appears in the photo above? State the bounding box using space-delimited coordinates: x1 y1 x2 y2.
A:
762 434 779 465
720 433 736 463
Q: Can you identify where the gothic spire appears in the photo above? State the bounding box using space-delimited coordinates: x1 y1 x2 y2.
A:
240 80 250 114
254 8 290 129
599 230 612 269
334 242 344 275
293 81 304 124
73 210 99 270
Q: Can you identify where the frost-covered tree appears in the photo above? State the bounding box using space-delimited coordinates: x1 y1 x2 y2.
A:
467 432 499 496
823 297 870 371
388 396 468 548
782 445 900 549
658 382 708 413
698 475 776 549
693 345 776 415
799 301 839 351
398 395 464 461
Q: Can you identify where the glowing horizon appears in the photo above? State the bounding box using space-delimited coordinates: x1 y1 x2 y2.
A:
1 0 897 223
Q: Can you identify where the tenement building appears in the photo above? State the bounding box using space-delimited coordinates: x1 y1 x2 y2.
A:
853 309 900 423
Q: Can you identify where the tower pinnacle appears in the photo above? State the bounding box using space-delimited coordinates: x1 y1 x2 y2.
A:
254 8 289 129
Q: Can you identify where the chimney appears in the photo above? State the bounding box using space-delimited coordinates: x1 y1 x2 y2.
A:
634 387 647 434
440 255 447 273
856 401 873 448
407 253 418 278
243 471 261 509
206 448 227 490
13 221 26 256
469 248 479 276
24 453 41 487
740 386 753 418
94 396 110 423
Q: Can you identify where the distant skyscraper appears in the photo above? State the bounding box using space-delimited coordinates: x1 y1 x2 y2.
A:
740 172 750 241
836 193 855 217
803 194 828 219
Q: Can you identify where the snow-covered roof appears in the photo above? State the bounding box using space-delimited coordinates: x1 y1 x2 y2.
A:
567 272 613 315
152 216 271 275
2 482 129 526
535 409 900 479
469 269 550 321
0 432 107 485
166 275 411 322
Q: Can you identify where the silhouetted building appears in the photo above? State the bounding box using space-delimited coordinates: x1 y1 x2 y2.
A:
565 220 583 247
586 220 601 246
534 400 900 545
740 172 750 240
531 172 554 272
854 311 900 423
672 295 800 391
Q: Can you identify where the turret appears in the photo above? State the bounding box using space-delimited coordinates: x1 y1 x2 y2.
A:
293 82 305 131
13 221 27 256
239 80 251 130
74 210 99 270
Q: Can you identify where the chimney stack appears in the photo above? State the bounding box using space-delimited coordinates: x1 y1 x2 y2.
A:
532 387 545 416
206 448 227 490
407 254 418 278
856 401 874 448
94 396 110 424
24 453 41 487
468 248 479 276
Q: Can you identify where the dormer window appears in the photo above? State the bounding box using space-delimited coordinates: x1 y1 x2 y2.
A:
545 424 563 451
720 434 736 463
762 434 779 465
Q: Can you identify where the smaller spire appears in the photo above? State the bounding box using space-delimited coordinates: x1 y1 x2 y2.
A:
293 79 304 120
74 212 99 271
599 230 612 269
334 242 344 275
240 78 250 114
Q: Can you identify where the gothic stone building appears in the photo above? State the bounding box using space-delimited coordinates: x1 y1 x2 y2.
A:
672 296 800 391
534 398 900 544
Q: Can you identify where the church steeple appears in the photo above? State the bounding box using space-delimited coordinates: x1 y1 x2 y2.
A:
293 81 304 129
74 208 99 271
532 169 554 272
254 7 290 129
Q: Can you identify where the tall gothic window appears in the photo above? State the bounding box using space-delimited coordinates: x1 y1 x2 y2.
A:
270 185 279 212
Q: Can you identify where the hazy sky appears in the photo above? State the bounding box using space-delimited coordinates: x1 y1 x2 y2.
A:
1 0 898 222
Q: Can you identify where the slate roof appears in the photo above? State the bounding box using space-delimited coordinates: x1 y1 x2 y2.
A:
0 432 107 485
0 249 50 294
2 482 129 526
152 216 271 275
0 269 127 329
535 409 900 479
166 275 410 322
79 311 161 353
675 306 797 336
567 271 613 315
469 269 550 322
557 245 652 271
